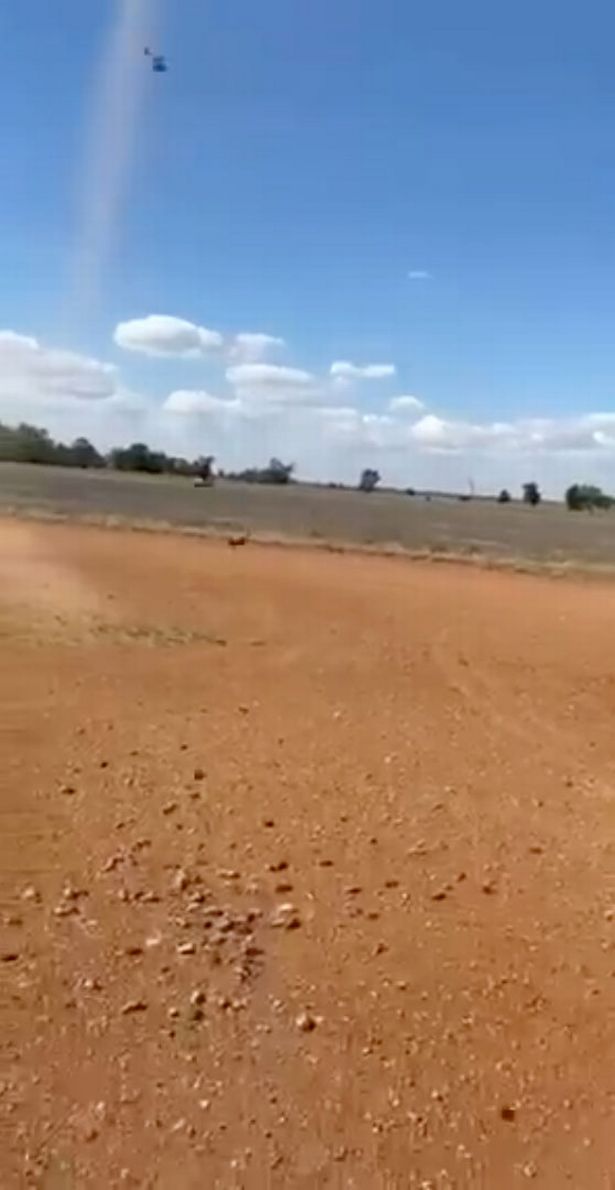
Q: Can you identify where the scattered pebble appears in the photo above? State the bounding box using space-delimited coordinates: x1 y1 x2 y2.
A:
102 854 123 873
177 941 197 956
295 1011 317 1033
269 903 301 930
121 999 147 1015
162 802 178 816
193 768 205 781
173 868 190 892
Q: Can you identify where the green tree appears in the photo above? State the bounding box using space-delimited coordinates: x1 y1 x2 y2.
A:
522 482 541 507
68 437 104 468
565 483 613 511
359 468 381 492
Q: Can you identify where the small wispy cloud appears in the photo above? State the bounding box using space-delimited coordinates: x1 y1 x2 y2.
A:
330 361 396 381
408 270 432 280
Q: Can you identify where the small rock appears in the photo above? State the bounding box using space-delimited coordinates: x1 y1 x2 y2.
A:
102 854 123 873
173 868 190 892
263 818 275 828
54 903 79 918
268 860 289 873
431 890 447 902
82 977 103 992
190 988 206 1006
162 801 178 816
269 903 301 930
60 784 76 796
193 768 205 781
295 1011 317 1033
275 882 293 894
121 999 147 1015
1 952 19 963
21 886 41 903
177 941 196 956
482 881 497 895
500 1105 516 1122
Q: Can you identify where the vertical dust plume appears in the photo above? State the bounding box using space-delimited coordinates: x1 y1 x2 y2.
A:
70 0 160 320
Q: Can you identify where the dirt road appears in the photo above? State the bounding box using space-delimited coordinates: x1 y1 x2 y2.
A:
1 519 613 1188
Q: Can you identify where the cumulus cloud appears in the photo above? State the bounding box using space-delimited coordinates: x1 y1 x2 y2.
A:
164 390 240 416
0 330 118 403
226 362 324 406
330 360 396 381
389 395 424 415
9 323 615 496
406 411 615 455
229 332 285 363
114 315 223 357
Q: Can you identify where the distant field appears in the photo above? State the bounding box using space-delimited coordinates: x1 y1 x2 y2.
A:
3 461 615 566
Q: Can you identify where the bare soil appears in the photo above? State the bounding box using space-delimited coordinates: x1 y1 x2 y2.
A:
0 518 614 1188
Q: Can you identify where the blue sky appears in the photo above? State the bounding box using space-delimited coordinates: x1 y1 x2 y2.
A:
2 0 615 491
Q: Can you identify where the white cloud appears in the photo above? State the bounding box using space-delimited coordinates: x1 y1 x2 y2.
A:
164 390 240 416
330 360 396 381
408 270 431 280
406 411 615 455
389 395 424 415
9 324 615 496
114 315 223 357
0 330 118 403
229 333 285 363
226 362 324 406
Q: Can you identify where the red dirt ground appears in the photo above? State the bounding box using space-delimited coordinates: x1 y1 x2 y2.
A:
0 519 614 1189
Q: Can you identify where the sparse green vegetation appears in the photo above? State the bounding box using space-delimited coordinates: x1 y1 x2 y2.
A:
565 484 613 511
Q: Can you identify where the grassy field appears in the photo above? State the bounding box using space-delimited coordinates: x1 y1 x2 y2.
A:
3 460 615 566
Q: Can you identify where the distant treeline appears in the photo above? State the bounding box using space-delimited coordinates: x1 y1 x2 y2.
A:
0 422 213 478
0 422 299 485
2 422 614 509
